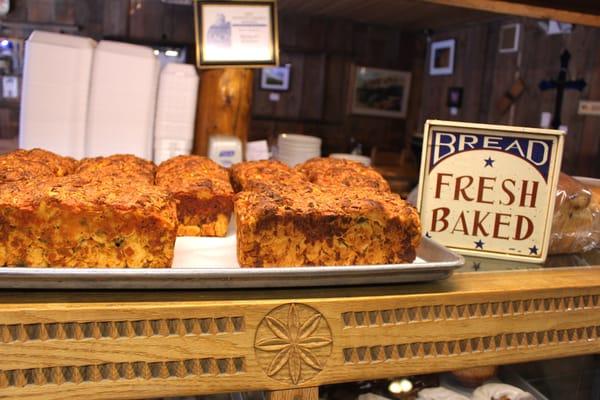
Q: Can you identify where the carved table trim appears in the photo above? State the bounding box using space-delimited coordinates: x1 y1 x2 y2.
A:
0 266 599 399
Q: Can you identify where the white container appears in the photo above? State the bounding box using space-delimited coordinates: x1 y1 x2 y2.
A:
276 133 321 166
19 31 96 158
153 63 199 164
208 135 243 167
85 40 159 160
329 153 371 166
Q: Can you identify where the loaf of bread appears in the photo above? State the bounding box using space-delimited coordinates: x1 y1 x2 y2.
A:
0 175 177 267
234 165 421 267
0 148 76 185
230 159 306 192
76 154 156 184
0 150 177 268
296 157 390 192
549 173 599 254
156 155 233 237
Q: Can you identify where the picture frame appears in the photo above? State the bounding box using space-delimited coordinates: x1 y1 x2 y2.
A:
429 38 455 76
447 87 463 108
348 65 411 119
499 23 520 53
193 0 279 68
260 65 291 91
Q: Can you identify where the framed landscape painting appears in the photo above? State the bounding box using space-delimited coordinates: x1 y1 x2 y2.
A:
348 65 411 119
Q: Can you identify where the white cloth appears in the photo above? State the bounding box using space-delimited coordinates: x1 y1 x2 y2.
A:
417 387 470 400
472 383 535 400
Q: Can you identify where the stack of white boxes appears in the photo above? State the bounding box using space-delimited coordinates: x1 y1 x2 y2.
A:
19 31 198 162
153 63 199 164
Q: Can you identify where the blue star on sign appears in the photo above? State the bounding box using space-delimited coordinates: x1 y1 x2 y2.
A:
484 157 495 167
529 245 538 255
474 239 484 249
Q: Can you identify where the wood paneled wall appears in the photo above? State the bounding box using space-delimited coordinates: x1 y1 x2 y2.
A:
250 15 422 155
2 1 599 177
418 18 600 177
0 1 419 156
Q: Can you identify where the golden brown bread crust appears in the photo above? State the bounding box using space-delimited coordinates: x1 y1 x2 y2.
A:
235 183 421 267
0 148 76 185
76 154 156 184
0 175 177 268
156 155 234 237
451 366 498 388
296 157 390 192
230 160 307 192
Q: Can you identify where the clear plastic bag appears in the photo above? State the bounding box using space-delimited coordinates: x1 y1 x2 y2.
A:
549 173 600 254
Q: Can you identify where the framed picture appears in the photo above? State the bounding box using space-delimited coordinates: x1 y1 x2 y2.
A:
348 65 411 119
499 23 520 53
447 87 463 108
429 39 455 76
193 0 279 68
260 65 291 91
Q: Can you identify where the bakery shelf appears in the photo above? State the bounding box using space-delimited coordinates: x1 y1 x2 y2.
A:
0 255 599 399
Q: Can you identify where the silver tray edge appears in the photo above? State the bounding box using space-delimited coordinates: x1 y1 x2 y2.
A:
0 237 464 289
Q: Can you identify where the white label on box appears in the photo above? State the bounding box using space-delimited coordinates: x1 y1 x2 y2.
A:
2 76 18 98
246 140 270 161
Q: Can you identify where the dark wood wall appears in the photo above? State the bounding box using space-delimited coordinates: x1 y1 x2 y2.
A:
418 18 600 177
250 15 422 155
0 0 420 156
2 1 600 177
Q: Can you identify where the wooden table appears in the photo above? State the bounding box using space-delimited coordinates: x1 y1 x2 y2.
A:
1 254 599 400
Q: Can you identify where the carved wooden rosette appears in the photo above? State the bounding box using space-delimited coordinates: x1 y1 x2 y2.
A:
255 303 332 385
0 268 599 399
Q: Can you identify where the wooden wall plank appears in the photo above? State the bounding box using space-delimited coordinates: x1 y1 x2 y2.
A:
418 18 600 177
422 0 600 28
300 53 326 120
102 0 129 38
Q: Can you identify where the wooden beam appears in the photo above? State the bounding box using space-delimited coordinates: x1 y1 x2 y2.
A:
422 0 600 28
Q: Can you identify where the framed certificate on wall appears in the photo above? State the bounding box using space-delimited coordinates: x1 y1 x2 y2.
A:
193 0 279 68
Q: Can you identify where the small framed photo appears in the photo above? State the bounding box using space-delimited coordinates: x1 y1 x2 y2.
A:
193 0 279 68
348 65 411 119
260 65 291 91
429 38 455 76
447 87 463 108
499 23 520 53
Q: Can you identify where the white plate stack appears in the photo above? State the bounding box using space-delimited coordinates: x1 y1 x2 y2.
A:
276 133 321 166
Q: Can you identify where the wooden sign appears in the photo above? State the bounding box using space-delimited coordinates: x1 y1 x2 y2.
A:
417 120 564 263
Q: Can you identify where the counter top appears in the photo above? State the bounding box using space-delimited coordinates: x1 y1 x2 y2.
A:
0 255 599 399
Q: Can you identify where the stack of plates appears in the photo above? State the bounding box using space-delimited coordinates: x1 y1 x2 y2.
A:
276 133 322 166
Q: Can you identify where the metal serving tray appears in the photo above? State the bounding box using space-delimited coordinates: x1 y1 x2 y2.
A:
0 237 463 289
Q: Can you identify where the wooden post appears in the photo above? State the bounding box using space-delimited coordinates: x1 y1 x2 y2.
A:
266 387 319 400
193 68 254 156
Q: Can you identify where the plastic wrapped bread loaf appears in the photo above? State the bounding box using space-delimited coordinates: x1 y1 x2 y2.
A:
549 173 600 254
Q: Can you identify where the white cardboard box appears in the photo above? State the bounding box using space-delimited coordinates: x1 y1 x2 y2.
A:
19 31 96 158
86 40 159 160
153 63 199 163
